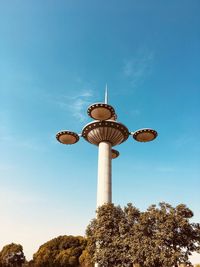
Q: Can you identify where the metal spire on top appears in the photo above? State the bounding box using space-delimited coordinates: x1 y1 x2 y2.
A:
105 84 108 104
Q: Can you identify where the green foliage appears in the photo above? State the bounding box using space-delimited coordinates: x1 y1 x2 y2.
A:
1 202 199 267
79 249 93 267
131 202 200 267
86 202 200 267
33 235 88 267
0 243 25 267
86 203 140 267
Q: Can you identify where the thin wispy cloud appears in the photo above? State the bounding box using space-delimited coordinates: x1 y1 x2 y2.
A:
57 89 94 122
123 48 154 88
71 98 90 122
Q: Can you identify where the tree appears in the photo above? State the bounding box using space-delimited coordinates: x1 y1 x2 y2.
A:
131 203 200 267
33 235 89 267
86 203 200 267
86 203 140 267
0 243 25 267
79 249 93 267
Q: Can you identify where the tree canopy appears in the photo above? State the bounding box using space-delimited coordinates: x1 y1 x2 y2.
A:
86 203 140 267
86 202 200 267
1 202 199 267
32 235 89 267
0 243 25 267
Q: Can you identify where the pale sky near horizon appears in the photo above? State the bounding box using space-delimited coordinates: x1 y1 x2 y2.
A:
0 0 200 264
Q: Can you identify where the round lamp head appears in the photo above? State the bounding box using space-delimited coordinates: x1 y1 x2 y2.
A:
110 113 118 121
111 149 120 159
87 103 115 121
56 131 79 145
132 128 157 142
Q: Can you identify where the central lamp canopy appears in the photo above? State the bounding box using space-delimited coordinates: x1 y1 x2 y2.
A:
82 120 129 146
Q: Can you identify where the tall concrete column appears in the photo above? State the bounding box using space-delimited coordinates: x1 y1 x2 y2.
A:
97 141 112 207
95 141 112 267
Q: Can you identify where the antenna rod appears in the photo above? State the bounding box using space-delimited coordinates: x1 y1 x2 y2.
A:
105 84 108 104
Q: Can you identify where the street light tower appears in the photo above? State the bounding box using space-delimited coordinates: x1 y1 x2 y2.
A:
56 89 157 207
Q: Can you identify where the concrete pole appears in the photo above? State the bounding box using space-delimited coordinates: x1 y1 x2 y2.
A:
95 141 112 267
97 141 112 207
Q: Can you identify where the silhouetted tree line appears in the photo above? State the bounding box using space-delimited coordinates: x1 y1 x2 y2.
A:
1 202 200 267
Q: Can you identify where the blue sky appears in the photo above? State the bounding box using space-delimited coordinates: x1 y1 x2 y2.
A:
0 0 200 263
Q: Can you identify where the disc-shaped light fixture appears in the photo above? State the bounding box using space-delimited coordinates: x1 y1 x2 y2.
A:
87 103 115 121
82 120 129 146
110 113 118 121
132 128 157 142
111 149 120 159
56 131 79 145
